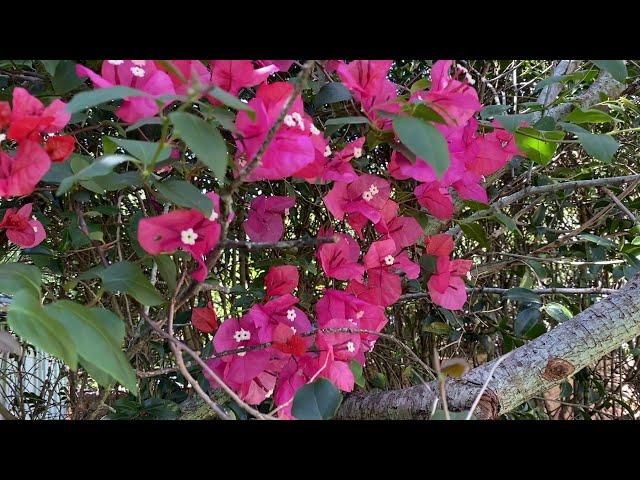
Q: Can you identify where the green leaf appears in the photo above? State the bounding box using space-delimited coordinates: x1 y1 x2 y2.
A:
423 321 451 335
515 128 565 166
155 180 213 218
591 60 627 83
156 254 177 293
495 113 537 132
494 210 518 232
460 222 490 248
480 105 511 120
543 302 573 323
52 60 84 95
40 60 60 77
577 233 616 249
169 112 228 182
125 117 164 132
7 290 78 368
431 409 475 420
97 261 164 306
314 83 352 107
57 154 133 195
291 378 343 420
578 133 619 163
393 115 450 177
406 103 446 124
66 86 150 114
206 86 255 119
324 116 370 126
105 137 170 167
503 287 542 305
0 263 41 297
565 107 615 124
409 78 431 94
515 307 541 336
349 360 366 388
46 301 137 394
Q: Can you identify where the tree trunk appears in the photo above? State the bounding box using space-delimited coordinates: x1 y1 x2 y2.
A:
336 274 640 420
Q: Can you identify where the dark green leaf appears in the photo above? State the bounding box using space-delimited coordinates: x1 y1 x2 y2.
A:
515 307 541 336
291 378 343 420
543 302 573 323
52 60 84 95
206 86 255 119
155 180 213 218
156 254 177 293
591 60 627 83
393 115 449 177
460 223 490 248
169 112 228 182
97 261 164 306
0 263 41 297
105 137 170 167
503 287 542 305
66 86 149 114
349 360 366 388
577 233 616 249
565 107 615 124
495 113 537 132
324 116 370 127
57 154 133 195
314 83 352 107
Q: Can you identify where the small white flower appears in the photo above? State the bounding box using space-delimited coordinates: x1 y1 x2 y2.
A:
348 318 356 325
368 184 379 195
233 328 251 343
209 210 219 222
323 145 332 157
353 147 363 158
291 112 302 122
356 310 365 319
287 309 297 321
283 114 296 127
180 228 198 246
309 124 321 135
131 60 147 66
130 66 146 78
237 351 247 357
265 389 274 398
107 60 124 65
0 133 5 143
362 191 373 202
291 326 297 334
384 255 395 266
284 208 290 216
32 225 38 233
346 341 355 353
297 120 305 131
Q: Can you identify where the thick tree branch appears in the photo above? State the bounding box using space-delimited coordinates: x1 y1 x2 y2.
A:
336 274 640 419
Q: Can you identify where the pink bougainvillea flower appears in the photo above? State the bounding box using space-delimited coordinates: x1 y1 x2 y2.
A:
428 255 473 310
0 101 10 129
247 293 313 345
411 60 481 126
0 140 51 198
316 227 365 281
205 356 279 406
424 233 455 257
76 60 175 124
467 120 522 177
242 195 295 242
257 60 295 72
323 174 391 225
206 191 235 226
363 238 420 280
44 135 75 163
374 201 423 249
234 82 316 181
347 267 402 307
137 207 221 282
414 181 454 220
265 265 299 299
336 60 400 130
159 60 209 96
212 315 271 384
209 60 277 97
0 203 46 248
293 136 360 185
191 301 218 334
4 88 70 142
314 334 355 392
272 323 307 357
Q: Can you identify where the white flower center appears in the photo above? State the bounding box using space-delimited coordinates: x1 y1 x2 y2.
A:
353 147 363 158
348 318 356 325
291 326 297 334
309 124 321 135
131 60 147 66
0 133 6 143
237 351 247 357
362 191 373 202
323 145 332 157
368 184 379 195
108 60 124 65
233 328 251 343
291 112 304 130
130 66 146 78
356 310 365 319
384 255 395 266
346 341 355 353
32 225 38 233
265 389 274 398
283 114 296 127
180 228 198 246
286 309 297 322
209 210 219 222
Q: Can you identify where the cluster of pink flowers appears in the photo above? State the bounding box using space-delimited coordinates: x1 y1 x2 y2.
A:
204 264 387 418
75 59 524 416
0 87 75 248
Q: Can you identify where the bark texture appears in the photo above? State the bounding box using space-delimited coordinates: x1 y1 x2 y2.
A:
335 274 640 420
